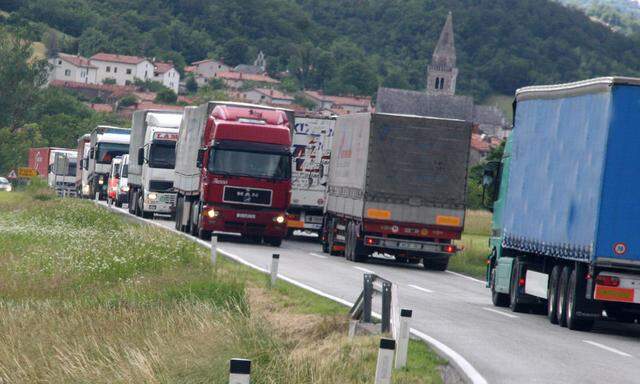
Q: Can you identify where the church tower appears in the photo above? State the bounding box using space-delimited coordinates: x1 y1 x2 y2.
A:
426 12 458 96
254 51 266 73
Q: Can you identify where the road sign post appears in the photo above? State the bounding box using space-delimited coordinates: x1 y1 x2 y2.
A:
394 309 412 369
18 167 38 178
270 254 280 286
375 338 395 384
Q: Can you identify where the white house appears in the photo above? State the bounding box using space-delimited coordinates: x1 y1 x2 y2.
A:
191 59 230 86
152 62 180 93
48 53 98 84
241 88 294 106
89 53 154 86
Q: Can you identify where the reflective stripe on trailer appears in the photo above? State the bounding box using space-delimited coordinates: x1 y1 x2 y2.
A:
594 285 635 303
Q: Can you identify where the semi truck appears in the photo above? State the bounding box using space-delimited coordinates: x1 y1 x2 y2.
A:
76 134 92 197
28 147 77 195
174 101 293 246
484 77 640 331
115 154 130 207
87 126 130 200
287 115 335 237
322 112 472 270
127 110 183 219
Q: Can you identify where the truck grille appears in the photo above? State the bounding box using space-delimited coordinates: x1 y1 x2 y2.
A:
149 180 173 192
223 186 272 207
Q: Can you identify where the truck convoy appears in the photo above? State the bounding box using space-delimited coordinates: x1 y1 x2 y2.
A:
127 110 183 219
28 147 77 195
485 77 640 331
287 115 335 236
76 134 91 197
87 126 130 200
322 112 472 270
174 102 293 246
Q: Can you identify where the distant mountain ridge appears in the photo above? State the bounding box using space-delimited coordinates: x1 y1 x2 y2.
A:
557 0 640 34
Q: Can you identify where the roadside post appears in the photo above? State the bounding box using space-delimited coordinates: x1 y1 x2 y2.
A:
363 273 373 323
210 236 218 266
270 254 279 286
381 281 392 333
375 338 395 384
95 192 100 202
394 309 412 369
229 358 251 384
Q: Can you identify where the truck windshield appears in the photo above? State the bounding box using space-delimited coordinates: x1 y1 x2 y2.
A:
121 164 128 177
149 142 176 169
207 149 291 180
111 163 121 177
96 143 128 164
67 162 77 176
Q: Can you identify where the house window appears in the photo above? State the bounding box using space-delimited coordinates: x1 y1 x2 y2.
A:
114 67 118 73
126 68 132 75
106 66 111 73
81 70 85 78
145 70 148 79
58 60 62 65
64 69 71 76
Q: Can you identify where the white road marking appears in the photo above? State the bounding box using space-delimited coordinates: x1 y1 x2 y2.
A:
409 284 434 293
482 307 518 319
309 252 328 259
103 202 488 384
353 266 375 274
583 340 632 357
446 270 485 284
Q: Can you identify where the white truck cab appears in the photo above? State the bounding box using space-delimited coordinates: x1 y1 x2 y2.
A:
128 110 182 219
88 126 130 200
48 149 77 196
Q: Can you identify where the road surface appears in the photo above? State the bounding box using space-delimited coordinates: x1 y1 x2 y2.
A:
110 205 640 384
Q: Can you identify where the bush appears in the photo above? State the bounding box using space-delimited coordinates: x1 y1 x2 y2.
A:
185 76 198 93
118 94 137 107
155 88 177 104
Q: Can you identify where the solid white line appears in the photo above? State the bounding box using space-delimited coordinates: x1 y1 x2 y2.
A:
583 340 632 357
309 252 328 259
409 284 434 293
482 307 518 319
102 203 488 384
446 270 485 284
353 266 375 274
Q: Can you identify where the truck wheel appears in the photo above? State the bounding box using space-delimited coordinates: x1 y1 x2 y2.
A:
557 265 572 327
422 255 449 271
509 260 529 313
346 222 367 262
490 265 509 307
142 210 153 219
265 236 282 247
547 265 562 324
199 228 212 241
115 199 122 208
190 203 199 236
128 191 136 214
175 197 182 231
566 268 595 331
321 218 331 253
286 229 295 239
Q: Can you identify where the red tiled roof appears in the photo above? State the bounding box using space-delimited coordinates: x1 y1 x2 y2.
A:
192 58 225 65
90 53 148 65
178 95 194 104
184 66 196 73
216 71 279 84
470 133 491 153
134 102 185 111
153 62 174 74
58 53 96 69
304 90 371 108
254 88 294 100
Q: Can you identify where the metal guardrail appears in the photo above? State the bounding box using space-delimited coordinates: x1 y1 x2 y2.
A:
349 273 393 333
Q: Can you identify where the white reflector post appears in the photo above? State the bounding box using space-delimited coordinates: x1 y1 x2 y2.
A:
95 192 99 202
229 358 251 384
270 254 279 286
211 236 218 265
394 309 412 369
375 338 395 384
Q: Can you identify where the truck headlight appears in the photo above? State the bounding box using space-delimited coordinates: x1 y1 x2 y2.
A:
148 192 157 201
206 209 219 218
275 215 286 224
98 178 104 185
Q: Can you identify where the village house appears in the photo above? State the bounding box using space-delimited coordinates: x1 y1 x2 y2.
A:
240 88 294 105
48 53 98 84
190 58 231 86
152 61 180 93
89 53 154 86
303 90 372 114
214 71 279 89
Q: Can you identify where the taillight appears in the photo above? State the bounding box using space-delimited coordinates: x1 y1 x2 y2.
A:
442 244 456 253
596 274 620 287
518 278 526 287
366 237 378 245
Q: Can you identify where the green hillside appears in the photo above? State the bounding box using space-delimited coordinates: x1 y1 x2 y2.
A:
2 0 640 99
557 0 640 35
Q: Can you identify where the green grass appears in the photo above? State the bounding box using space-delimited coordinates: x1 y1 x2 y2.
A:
450 210 492 279
0 190 445 383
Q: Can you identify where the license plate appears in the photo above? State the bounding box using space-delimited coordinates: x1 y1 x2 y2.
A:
236 213 256 219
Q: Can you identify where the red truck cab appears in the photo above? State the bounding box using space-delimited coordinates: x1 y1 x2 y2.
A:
176 103 292 246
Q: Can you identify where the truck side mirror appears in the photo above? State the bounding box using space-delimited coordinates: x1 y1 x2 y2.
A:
481 161 501 212
89 149 95 159
196 148 205 168
137 147 144 166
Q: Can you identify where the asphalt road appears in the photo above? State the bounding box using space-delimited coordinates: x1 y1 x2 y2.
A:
110 205 640 384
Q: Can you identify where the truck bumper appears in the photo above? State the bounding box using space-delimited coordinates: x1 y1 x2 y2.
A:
287 211 323 231
144 193 176 213
363 235 457 256
201 205 287 238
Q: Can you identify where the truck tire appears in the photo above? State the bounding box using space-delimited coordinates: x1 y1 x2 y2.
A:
142 210 153 219
557 265 572 327
190 203 199 236
175 197 182 231
547 265 562 324
199 228 212 240
321 217 331 253
490 264 509 307
509 260 529 313
115 198 123 208
566 268 595 331
422 255 449 271
128 191 136 214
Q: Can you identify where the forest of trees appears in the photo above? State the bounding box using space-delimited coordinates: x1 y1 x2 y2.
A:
2 0 640 100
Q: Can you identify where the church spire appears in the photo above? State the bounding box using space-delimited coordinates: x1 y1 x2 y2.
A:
426 12 458 96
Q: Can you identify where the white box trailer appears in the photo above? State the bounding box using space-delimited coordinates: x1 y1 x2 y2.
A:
287 115 335 235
